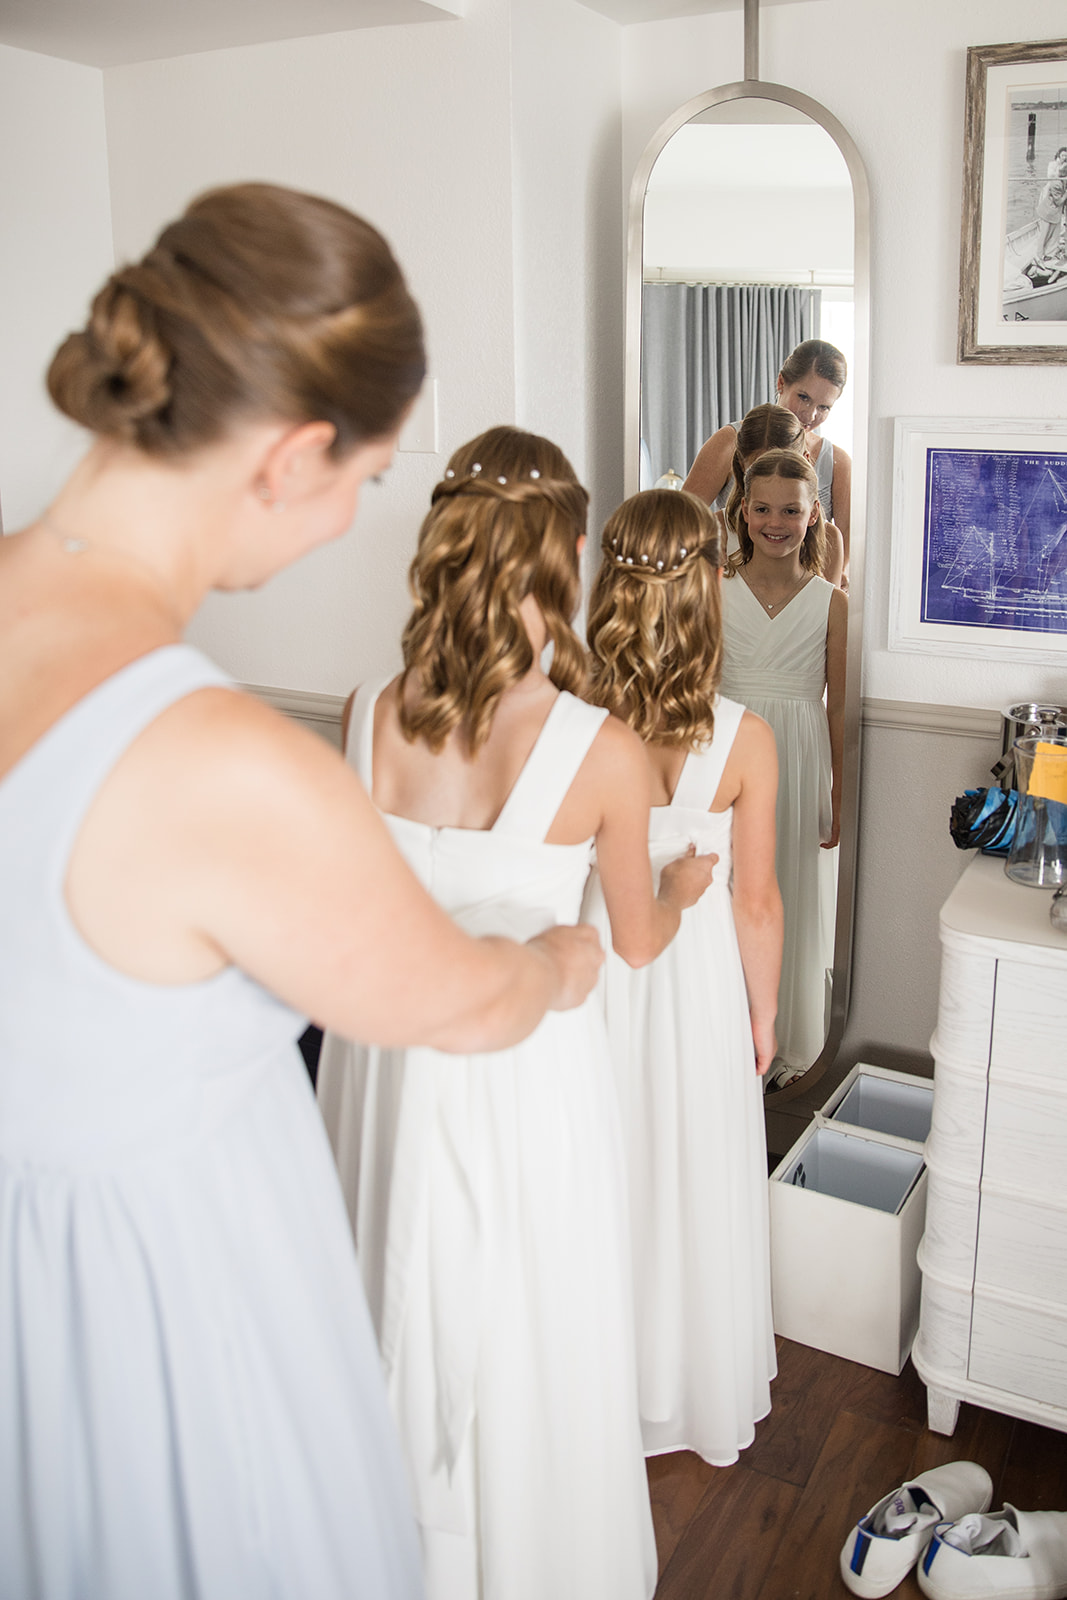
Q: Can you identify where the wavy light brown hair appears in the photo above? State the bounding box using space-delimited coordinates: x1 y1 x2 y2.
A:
47 183 425 458
723 402 806 531
398 427 589 753
730 449 827 575
586 489 725 750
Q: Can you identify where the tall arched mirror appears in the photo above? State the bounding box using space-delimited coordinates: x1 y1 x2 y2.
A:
625 82 869 1100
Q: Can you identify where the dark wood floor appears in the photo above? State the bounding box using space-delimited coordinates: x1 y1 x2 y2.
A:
649 1336 1067 1600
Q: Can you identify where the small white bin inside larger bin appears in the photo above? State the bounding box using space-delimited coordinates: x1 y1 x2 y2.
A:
819 1063 934 1150
770 1123 928 1374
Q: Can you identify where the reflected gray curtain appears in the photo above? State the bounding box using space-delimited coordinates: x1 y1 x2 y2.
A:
640 284 820 486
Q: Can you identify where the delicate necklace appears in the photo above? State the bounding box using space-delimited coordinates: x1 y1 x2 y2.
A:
743 569 810 616
38 514 186 630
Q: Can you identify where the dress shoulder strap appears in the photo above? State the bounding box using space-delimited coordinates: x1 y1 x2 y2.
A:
0 644 232 879
344 679 392 788
493 691 609 842
671 695 746 812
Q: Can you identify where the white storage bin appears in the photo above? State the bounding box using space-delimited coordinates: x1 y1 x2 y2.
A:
818 1063 934 1150
769 1122 928 1375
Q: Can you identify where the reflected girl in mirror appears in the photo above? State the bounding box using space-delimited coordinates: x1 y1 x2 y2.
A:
713 402 844 585
584 487 781 1468
720 451 847 1091
684 339 852 581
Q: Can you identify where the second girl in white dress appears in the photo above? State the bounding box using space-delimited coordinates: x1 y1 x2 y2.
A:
585 487 782 1467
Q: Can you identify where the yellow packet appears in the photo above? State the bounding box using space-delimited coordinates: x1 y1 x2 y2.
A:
1029 741 1067 804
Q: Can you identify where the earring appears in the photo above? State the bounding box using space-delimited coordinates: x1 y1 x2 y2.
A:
256 481 285 513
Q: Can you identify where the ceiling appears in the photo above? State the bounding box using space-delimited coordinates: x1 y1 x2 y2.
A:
0 0 463 69
0 0 818 70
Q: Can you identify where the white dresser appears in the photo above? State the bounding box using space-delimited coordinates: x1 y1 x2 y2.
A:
913 853 1067 1436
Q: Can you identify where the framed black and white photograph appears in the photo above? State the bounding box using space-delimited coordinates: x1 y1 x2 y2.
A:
890 417 1067 662
959 37 1067 363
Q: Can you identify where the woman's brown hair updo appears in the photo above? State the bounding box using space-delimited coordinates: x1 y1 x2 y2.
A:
587 489 724 751
398 427 589 754
47 183 425 457
778 338 847 392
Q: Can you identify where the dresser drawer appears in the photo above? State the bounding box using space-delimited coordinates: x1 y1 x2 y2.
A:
990 961 1067 1085
983 1081 1067 1203
968 1292 1067 1410
975 1193 1067 1308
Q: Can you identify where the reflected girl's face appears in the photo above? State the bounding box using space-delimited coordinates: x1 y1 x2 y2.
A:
742 474 818 561
776 370 842 431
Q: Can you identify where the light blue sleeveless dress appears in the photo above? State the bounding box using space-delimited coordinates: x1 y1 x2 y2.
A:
317 683 657 1600
0 646 423 1600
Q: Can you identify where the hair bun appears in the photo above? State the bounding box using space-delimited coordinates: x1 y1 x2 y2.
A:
48 270 173 441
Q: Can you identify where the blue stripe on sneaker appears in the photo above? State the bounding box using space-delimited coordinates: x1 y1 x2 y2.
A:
922 1538 940 1576
850 1530 870 1575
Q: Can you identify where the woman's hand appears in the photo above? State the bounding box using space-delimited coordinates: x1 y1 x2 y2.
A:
750 1013 777 1076
528 924 604 1012
658 843 718 912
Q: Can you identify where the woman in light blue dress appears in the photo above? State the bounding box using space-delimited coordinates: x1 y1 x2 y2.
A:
0 184 601 1600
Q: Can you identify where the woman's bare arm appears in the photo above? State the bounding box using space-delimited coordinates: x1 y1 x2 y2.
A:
586 718 716 968
821 520 845 588
682 425 737 506
65 690 602 1051
723 712 783 1075
831 445 852 571
822 586 848 850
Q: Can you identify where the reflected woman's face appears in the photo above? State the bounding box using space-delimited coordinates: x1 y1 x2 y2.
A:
776 370 842 431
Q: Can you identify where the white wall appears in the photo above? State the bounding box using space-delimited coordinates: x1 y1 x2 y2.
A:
102 1 517 695
0 44 113 530
510 0 624 539
98 0 625 694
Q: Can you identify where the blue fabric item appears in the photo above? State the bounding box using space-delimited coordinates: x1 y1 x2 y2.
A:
850 1528 871 1574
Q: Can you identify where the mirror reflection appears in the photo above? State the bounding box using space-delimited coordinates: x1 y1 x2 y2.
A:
636 97 856 1089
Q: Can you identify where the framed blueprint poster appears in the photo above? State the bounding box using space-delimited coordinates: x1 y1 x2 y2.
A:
890 417 1067 663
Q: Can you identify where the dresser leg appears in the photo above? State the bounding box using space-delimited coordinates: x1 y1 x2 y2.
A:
926 1387 960 1436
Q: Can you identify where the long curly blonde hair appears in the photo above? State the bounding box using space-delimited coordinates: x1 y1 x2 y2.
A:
730 448 827 575
586 489 724 750
399 426 589 753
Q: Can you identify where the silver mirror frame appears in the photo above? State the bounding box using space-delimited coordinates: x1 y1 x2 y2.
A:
624 81 870 1099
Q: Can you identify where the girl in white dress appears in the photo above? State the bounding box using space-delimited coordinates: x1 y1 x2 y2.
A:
317 428 716 1600
584 487 782 1467
1 185 605 1600
719 449 847 1088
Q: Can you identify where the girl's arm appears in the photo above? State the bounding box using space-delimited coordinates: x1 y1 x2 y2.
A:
65 690 603 1053
724 712 783 1075
831 445 852 573
586 717 716 967
682 425 737 506
822 586 848 850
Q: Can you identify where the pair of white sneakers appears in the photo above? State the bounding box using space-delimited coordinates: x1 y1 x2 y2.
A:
839 1460 1067 1599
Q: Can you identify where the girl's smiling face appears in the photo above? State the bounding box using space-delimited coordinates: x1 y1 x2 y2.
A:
742 473 818 561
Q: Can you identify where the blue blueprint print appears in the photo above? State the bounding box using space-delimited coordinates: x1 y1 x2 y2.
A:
922 448 1067 634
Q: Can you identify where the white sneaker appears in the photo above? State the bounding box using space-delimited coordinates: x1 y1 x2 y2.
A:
917 1506 1067 1600
840 1461 994 1598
